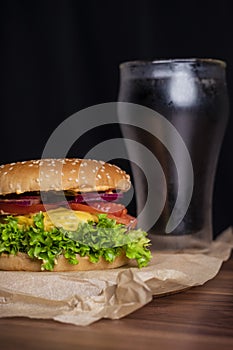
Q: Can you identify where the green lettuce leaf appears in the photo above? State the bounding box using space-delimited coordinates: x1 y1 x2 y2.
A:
0 212 152 271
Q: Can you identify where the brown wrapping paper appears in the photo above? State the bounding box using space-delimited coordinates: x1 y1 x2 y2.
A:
0 227 232 326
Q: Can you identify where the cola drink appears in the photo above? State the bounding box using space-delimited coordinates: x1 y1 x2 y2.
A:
118 59 229 250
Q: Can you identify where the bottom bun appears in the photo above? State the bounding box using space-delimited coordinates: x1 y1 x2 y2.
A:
0 252 129 272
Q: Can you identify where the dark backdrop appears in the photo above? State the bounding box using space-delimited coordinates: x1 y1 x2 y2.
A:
0 0 232 236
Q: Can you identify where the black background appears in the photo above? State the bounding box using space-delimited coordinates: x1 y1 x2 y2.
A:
0 0 232 236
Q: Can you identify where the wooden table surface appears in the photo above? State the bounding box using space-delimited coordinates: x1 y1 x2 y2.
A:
0 254 232 350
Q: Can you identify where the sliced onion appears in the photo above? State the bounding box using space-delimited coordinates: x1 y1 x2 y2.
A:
72 192 123 203
0 192 123 207
0 198 41 206
100 193 123 202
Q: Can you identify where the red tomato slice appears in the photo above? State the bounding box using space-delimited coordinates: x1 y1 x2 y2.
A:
0 201 137 227
69 202 100 215
69 202 127 216
70 203 136 226
0 203 59 215
87 202 127 216
0 202 126 216
107 213 137 228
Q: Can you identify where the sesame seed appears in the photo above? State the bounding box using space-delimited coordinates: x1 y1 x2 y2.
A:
21 161 26 164
70 169 76 173
68 177 73 181
0 165 5 168
75 179 79 183
28 164 33 167
92 169 96 173
45 174 49 178
3 172 8 175
97 174 101 179
114 165 121 170
9 167 13 171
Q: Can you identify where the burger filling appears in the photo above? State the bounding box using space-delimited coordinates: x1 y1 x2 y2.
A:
0 191 152 271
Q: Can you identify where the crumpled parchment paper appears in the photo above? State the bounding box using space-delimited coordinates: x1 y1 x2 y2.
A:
0 227 232 326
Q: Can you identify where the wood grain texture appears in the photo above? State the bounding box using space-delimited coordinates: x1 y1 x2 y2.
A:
0 254 232 350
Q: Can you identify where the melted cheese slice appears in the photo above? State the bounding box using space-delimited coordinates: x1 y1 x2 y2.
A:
16 208 97 231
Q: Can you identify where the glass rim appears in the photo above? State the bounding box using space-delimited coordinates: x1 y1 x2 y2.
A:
120 58 226 69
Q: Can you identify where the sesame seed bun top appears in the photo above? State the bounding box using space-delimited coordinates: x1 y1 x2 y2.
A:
0 158 131 195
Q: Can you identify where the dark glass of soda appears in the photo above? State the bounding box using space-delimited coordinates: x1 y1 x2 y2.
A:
118 59 229 250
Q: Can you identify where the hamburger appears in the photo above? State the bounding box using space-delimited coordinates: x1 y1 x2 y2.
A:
0 158 151 271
